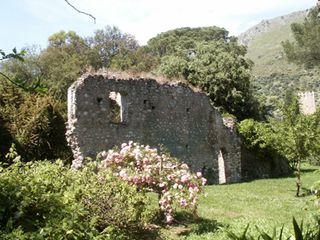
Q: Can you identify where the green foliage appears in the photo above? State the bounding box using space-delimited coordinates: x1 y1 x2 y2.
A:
241 10 320 113
187 40 258 119
282 8 320 69
0 160 153 239
0 48 46 93
238 119 274 150
0 87 72 162
157 55 188 79
88 26 139 69
228 218 320 240
239 93 320 196
40 31 89 99
110 46 158 72
239 94 320 171
147 26 229 57
149 26 260 119
274 94 320 170
159 164 320 239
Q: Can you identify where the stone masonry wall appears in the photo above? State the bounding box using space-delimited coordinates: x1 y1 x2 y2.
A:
67 74 242 184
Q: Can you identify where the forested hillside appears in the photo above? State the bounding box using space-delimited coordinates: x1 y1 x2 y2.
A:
238 9 320 109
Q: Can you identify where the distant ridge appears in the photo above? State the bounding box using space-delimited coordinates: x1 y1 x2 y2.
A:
238 10 309 46
237 7 319 109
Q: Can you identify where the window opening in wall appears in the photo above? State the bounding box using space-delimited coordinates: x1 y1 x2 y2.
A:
218 148 227 184
109 91 125 123
97 97 103 104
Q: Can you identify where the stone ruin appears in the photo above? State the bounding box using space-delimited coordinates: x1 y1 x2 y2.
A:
67 74 242 184
67 74 291 184
298 91 317 115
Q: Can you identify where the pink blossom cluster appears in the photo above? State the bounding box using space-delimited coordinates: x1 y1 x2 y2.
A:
98 141 206 223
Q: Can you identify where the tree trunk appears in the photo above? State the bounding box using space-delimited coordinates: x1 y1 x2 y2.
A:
296 160 301 197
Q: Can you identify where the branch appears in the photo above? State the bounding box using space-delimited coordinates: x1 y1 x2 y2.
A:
0 72 25 89
64 0 96 23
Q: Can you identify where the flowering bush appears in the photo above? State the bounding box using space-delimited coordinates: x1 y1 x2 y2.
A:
97 141 206 223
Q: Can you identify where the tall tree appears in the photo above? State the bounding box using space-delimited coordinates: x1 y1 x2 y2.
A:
187 40 257 119
40 31 89 99
88 26 139 69
272 93 320 196
239 93 320 196
147 26 229 57
149 27 259 119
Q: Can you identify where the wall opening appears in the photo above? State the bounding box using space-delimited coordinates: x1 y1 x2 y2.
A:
109 91 126 123
218 148 227 184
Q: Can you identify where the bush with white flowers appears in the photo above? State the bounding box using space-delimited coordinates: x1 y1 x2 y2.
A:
97 141 207 223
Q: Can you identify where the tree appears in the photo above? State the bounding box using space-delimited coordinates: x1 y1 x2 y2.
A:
239 93 320 196
282 7 320 68
187 40 258 119
272 94 320 196
147 26 229 57
150 27 259 119
87 26 139 69
0 48 45 93
39 31 89 99
110 46 158 72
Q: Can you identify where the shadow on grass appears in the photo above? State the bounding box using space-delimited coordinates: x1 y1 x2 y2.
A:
300 168 319 173
137 228 163 240
174 211 224 236
299 186 313 197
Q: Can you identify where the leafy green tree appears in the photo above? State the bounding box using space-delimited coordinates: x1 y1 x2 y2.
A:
239 93 320 196
147 26 229 57
157 55 188 79
147 26 261 119
272 94 320 196
187 40 258 119
110 46 158 72
88 26 139 69
39 31 89 99
0 48 45 93
282 7 320 68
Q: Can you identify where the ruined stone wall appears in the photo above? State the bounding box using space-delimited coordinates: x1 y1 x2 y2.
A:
67 74 241 184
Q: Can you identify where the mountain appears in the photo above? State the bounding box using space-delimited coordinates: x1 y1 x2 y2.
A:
238 9 320 109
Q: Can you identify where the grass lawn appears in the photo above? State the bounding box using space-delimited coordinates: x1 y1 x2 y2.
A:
158 165 320 239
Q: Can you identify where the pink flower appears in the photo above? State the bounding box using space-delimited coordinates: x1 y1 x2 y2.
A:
166 215 173 223
97 141 205 225
132 176 140 184
180 198 188 208
201 177 207 185
121 143 127 148
181 174 190 183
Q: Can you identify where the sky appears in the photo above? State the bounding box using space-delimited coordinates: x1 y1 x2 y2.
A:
0 0 316 53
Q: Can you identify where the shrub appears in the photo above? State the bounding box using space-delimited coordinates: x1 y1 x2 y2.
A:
0 159 152 239
97 141 206 223
227 218 320 240
0 87 72 162
11 94 71 161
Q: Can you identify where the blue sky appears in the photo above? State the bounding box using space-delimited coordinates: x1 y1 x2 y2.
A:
0 0 316 53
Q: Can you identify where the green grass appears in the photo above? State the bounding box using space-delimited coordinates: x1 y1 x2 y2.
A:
158 165 320 239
